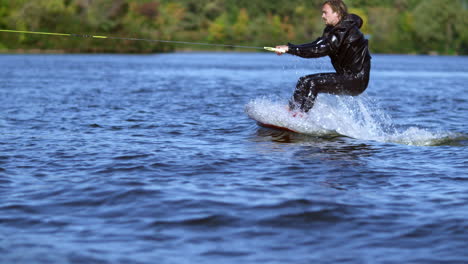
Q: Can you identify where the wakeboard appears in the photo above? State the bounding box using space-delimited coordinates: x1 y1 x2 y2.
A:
245 99 307 133
256 121 298 133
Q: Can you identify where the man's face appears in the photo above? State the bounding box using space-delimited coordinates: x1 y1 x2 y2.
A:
322 4 340 26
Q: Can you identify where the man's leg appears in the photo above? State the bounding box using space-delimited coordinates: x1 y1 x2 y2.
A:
290 73 363 113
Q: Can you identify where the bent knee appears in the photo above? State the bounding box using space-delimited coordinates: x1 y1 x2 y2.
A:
350 84 368 96
297 76 310 87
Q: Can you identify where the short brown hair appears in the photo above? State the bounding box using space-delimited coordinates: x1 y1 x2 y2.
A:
323 0 348 19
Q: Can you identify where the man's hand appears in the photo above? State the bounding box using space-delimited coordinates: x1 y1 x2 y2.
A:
275 45 289 55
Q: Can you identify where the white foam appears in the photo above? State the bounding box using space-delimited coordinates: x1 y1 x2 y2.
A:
245 96 455 146
245 97 330 135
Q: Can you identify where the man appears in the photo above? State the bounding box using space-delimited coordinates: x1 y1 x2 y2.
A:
276 0 371 113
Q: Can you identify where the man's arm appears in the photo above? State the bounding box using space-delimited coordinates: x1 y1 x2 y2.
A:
276 25 345 58
286 37 331 58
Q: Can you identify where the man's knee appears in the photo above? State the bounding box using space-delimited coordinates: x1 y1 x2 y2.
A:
298 76 319 90
296 76 309 88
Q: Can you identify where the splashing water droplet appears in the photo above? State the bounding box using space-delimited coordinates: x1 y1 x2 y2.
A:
245 95 460 146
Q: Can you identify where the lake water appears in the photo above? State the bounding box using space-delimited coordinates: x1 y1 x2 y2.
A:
1 53 467 263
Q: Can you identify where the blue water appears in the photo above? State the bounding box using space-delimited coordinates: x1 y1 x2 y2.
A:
1 53 467 263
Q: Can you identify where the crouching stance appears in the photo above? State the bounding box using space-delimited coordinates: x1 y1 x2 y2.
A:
276 0 371 113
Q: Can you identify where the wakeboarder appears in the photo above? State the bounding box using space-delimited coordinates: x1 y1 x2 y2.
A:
275 0 371 113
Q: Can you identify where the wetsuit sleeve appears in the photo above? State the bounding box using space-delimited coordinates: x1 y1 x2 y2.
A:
287 27 344 58
287 37 330 58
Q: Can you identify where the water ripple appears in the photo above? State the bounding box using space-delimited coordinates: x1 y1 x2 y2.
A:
1 53 467 264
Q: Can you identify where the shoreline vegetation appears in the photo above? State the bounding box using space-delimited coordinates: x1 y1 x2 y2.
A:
0 0 467 55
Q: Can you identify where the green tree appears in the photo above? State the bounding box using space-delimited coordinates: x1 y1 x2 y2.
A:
0 0 8 27
394 0 423 10
0 0 10 50
367 7 399 53
207 13 230 44
413 0 467 54
262 14 285 44
83 0 126 32
455 8 468 54
6 0 76 50
395 11 417 53
155 2 186 41
232 8 250 43
120 1 164 52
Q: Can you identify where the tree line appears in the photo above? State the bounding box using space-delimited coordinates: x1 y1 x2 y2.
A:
0 0 467 55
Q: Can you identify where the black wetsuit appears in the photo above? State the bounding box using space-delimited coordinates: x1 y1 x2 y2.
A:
287 14 371 112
